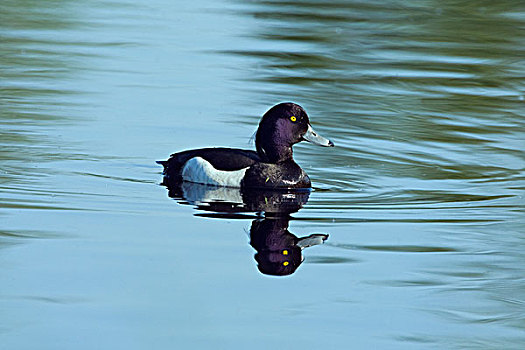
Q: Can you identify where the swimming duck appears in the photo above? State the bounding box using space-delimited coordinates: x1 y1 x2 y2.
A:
157 102 334 189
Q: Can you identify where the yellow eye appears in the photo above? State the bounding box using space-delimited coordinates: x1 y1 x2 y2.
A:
283 261 289 266
290 116 297 122
282 250 288 255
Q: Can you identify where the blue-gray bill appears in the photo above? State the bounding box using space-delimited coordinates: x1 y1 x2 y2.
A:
302 124 334 147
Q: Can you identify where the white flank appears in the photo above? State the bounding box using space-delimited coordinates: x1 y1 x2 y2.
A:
181 157 247 188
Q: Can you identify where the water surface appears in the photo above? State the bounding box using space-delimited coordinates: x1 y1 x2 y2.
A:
1 0 524 349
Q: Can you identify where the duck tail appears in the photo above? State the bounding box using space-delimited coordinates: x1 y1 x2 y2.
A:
156 160 168 169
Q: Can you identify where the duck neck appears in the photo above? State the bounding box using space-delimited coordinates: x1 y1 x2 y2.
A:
257 142 293 163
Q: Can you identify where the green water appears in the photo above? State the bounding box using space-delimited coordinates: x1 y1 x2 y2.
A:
1 0 524 349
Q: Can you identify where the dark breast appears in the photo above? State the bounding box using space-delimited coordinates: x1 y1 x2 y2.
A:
242 159 311 189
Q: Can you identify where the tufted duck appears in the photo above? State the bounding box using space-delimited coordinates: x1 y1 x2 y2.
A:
157 102 334 189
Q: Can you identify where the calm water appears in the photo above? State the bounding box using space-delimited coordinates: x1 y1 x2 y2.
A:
1 0 524 348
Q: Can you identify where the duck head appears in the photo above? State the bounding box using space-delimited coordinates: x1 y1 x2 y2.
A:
255 102 334 163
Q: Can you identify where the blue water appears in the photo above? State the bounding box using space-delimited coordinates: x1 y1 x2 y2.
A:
1 0 524 349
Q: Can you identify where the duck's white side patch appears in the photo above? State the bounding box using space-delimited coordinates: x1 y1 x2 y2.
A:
181 157 247 188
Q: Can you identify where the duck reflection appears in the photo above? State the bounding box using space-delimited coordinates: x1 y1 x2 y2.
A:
250 217 327 276
164 181 328 276
167 181 311 216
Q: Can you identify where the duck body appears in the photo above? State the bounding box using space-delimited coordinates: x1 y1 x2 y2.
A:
158 103 333 190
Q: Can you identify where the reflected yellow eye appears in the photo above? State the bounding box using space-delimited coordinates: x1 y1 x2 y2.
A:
282 250 288 255
290 116 297 122
283 261 289 266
